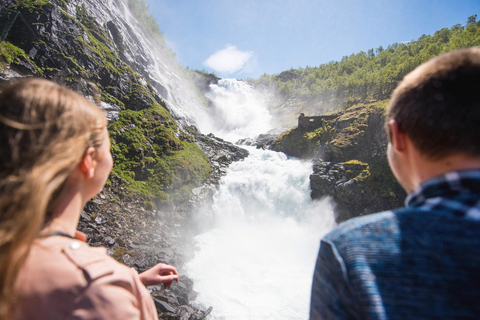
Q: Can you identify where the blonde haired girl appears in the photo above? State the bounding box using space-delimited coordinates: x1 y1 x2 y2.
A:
0 78 178 320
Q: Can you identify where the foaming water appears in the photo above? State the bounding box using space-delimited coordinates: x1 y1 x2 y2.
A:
185 147 336 320
203 79 273 142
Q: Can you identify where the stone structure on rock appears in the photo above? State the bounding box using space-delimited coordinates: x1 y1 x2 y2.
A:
275 104 406 223
298 113 337 130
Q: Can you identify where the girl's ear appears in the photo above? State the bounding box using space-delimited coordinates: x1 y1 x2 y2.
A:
79 147 96 178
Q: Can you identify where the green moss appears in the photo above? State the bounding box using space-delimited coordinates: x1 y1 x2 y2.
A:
111 246 138 263
101 92 125 109
57 0 69 10
344 159 367 165
0 41 26 65
126 0 165 45
274 117 337 158
0 41 43 75
109 107 211 208
11 0 50 13
274 127 318 158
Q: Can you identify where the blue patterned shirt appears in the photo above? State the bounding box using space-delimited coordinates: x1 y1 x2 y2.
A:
310 169 480 320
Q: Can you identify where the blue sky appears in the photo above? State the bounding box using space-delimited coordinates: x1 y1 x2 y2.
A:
145 0 478 79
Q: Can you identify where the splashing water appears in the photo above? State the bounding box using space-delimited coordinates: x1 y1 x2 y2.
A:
203 79 273 142
185 147 336 320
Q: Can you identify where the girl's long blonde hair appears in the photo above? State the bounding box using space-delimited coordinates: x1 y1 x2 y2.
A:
0 78 107 319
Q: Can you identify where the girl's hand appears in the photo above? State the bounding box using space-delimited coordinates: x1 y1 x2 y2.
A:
138 263 179 289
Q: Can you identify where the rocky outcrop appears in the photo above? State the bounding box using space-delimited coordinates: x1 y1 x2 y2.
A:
310 160 404 222
189 70 219 94
189 132 249 217
275 102 406 223
237 129 284 150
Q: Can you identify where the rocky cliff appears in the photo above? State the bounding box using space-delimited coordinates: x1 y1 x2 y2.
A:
274 102 406 222
0 0 248 318
0 0 211 208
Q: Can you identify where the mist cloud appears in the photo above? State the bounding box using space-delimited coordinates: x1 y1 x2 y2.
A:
204 45 253 74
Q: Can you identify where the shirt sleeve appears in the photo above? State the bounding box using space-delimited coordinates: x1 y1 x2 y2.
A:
310 239 357 320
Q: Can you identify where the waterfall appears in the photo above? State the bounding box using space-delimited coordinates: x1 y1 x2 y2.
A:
72 0 213 128
185 147 336 319
186 79 336 319
201 79 273 142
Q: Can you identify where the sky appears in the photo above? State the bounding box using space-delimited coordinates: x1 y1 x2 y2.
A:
145 0 478 79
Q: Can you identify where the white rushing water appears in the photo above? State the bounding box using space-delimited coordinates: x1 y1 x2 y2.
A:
185 147 336 320
201 79 273 142
184 78 336 320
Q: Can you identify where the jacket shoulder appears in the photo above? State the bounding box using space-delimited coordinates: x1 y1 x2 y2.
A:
61 239 125 282
324 210 399 241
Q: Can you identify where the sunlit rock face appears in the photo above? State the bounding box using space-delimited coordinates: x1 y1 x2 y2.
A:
1 0 210 127
67 0 211 124
274 103 406 222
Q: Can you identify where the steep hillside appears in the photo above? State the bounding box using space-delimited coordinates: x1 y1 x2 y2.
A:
270 16 479 221
0 0 209 208
252 16 480 127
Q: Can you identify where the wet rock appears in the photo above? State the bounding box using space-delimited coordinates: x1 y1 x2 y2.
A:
237 129 285 150
189 131 248 214
310 159 404 222
103 236 115 246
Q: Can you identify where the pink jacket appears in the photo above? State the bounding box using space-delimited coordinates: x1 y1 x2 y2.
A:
13 232 158 320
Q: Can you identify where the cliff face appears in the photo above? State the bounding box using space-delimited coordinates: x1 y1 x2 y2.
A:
0 1 248 318
274 102 406 222
0 0 211 208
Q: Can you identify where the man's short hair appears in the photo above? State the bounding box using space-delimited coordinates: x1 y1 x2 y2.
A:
386 47 480 160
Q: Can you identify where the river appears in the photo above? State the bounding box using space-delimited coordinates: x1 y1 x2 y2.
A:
184 79 336 320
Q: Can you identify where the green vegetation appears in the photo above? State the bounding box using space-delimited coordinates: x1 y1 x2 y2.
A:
275 101 386 158
0 41 42 74
112 246 139 264
11 0 49 13
3 1 211 209
0 41 28 65
253 16 480 112
109 106 211 208
274 101 401 208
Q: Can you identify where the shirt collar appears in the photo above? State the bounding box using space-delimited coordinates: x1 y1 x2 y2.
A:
406 169 480 207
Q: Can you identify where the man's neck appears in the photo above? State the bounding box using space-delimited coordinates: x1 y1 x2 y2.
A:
411 152 480 190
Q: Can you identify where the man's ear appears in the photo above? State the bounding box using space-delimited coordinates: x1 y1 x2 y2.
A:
388 119 408 153
79 147 96 178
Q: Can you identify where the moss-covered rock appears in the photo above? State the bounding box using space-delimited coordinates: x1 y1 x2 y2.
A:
275 101 405 222
1 0 211 209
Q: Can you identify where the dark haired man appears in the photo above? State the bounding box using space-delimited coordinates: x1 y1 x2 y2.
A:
310 48 480 320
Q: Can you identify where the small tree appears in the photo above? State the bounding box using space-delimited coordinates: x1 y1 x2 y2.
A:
467 14 477 26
